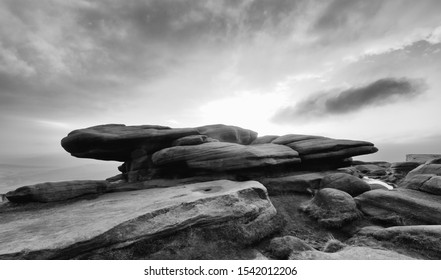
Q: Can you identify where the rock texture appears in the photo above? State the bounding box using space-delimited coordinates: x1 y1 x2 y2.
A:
290 246 414 260
271 135 377 161
5 180 109 203
0 180 276 259
355 189 441 225
152 142 301 171
61 124 198 161
299 188 360 228
400 174 441 195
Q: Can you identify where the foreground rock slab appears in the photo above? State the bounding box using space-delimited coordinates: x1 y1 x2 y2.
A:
0 180 276 259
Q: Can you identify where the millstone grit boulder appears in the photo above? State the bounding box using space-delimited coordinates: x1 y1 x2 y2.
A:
319 173 371 197
355 189 441 225
299 188 361 228
0 180 277 259
5 180 109 203
152 142 301 171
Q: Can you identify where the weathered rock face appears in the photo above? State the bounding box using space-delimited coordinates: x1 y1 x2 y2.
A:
407 164 441 177
5 180 109 203
290 246 414 260
60 124 378 183
61 124 199 161
0 180 277 259
355 189 441 225
355 225 441 258
400 174 441 195
152 142 301 171
271 135 377 161
299 188 360 228
319 173 371 197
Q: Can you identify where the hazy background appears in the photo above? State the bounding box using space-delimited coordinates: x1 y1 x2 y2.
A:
1 0 441 193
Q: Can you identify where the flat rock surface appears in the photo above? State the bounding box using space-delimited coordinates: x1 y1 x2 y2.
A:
152 142 300 171
291 246 414 260
0 180 276 259
355 189 441 225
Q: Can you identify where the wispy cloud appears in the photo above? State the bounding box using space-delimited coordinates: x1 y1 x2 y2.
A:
273 77 428 122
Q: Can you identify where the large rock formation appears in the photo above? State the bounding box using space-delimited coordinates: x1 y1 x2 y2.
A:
0 180 277 259
60 124 378 184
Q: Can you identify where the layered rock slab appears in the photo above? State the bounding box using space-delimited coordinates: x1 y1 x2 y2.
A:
355 189 441 225
5 180 109 203
61 124 199 161
0 180 276 259
152 142 300 171
271 135 377 161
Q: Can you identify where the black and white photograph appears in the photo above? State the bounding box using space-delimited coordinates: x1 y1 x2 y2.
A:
0 0 440 277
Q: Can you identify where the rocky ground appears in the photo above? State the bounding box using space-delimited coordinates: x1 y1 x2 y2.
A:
1 124 440 260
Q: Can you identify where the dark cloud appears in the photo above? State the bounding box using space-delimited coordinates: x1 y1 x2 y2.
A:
273 77 428 122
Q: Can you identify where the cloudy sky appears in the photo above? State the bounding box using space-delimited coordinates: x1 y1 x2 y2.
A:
1 0 441 173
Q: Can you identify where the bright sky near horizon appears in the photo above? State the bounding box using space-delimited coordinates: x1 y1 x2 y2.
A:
1 0 441 165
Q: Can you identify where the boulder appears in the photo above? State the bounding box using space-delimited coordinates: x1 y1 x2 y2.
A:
152 142 301 171
259 173 325 195
290 246 413 260
299 188 360 228
268 236 315 259
400 174 441 195
0 180 277 259
61 124 199 161
355 189 441 225
5 180 109 203
172 135 218 146
319 173 371 197
196 124 257 145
